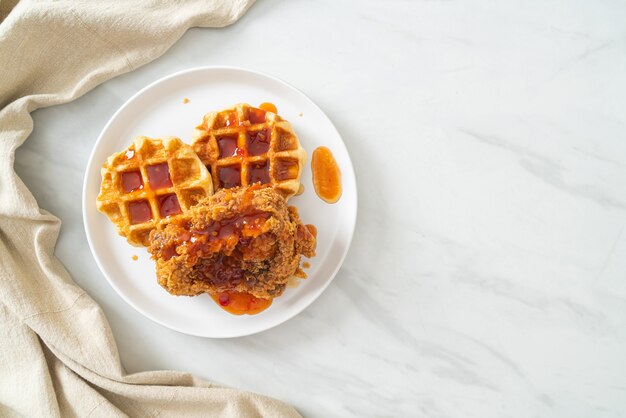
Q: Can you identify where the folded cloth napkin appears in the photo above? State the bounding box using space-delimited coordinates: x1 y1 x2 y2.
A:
0 1 301 416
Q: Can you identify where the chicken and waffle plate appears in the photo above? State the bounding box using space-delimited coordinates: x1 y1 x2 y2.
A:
97 104 318 315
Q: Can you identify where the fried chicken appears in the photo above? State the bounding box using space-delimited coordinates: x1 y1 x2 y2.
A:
148 185 316 300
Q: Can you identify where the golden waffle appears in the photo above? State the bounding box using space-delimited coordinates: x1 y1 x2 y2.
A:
97 136 213 246
192 103 307 199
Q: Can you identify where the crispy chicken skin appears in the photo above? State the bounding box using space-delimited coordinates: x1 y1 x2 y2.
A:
148 185 316 299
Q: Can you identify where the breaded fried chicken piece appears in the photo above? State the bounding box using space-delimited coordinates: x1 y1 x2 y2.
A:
148 185 316 300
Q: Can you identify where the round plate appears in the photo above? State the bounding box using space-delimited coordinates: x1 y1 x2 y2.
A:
82 67 357 338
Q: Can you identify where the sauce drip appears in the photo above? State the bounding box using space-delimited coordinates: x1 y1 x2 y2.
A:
163 209 271 289
158 194 181 218
218 165 242 188
259 102 277 114
217 135 238 158
121 170 143 193
246 129 270 155
147 163 173 189
210 291 272 315
128 200 152 224
219 112 237 128
248 107 267 124
296 224 317 245
191 212 269 242
311 146 342 203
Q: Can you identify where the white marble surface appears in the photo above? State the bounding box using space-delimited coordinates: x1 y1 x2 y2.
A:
14 0 626 416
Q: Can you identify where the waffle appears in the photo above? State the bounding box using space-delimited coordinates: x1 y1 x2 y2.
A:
97 136 213 246
192 103 307 199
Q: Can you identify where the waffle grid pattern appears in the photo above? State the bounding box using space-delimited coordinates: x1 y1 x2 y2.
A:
97 136 213 246
192 103 306 199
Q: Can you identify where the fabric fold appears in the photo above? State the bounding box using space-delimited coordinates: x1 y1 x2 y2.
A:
0 1 301 416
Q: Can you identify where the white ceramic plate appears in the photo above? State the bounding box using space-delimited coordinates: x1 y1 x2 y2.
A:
82 67 357 338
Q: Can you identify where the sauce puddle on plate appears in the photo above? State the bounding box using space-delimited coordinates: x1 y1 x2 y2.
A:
312 146 342 203
259 102 277 114
210 291 272 315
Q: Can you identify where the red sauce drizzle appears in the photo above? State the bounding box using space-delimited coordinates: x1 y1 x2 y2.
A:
248 107 267 124
128 200 152 224
162 246 177 261
312 146 342 203
121 171 143 193
259 102 277 114
158 194 181 218
218 165 241 188
217 135 238 158
219 112 237 128
147 163 173 189
246 129 270 156
190 212 269 243
162 210 272 289
210 291 272 315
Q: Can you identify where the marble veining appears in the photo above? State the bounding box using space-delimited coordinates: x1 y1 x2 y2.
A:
14 0 626 416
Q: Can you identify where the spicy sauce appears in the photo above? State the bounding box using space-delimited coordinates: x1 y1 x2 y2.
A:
259 102 277 114
218 165 242 188
128 200 152 224
311 146 342 203
121 170 143 193
157 194 181 218
246 129 270 155
248 108 267 124
147 163 173 189
219 112 237 128
210 291 272 315
217 135 239 158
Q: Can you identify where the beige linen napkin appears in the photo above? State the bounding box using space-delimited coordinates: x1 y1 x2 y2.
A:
0 1 301 417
